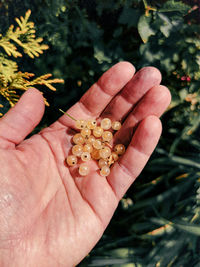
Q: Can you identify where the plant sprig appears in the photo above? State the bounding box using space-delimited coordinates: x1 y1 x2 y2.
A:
0 10 64 114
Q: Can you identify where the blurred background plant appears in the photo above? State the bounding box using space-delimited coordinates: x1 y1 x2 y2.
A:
1 0 200 266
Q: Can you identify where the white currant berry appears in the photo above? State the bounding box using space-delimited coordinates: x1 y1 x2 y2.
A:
66 155 77 166
98 159 108 168
100 165 110 177
73 133 85 145
85 135 95 145
79 163 90 176
72 144 83 157
87 119 97 129
102 131 113 142
99 146 111 159
101 118 112 130
83 144 93 153
81 128 91 138
93 126 103 138
75 119 87 129
114 144 125 155
93 139 102 150
112 121 121 131
81 152 91 161
91 149 101 160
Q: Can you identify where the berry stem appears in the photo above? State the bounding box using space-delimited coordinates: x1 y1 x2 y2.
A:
59 109 77 121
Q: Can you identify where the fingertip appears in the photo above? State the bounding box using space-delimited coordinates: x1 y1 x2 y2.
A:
151 83 171 97
23 87 45 108
18 88 45 123
0 87 46 147
138 66 162 84
144 115 162 133
116 61 136 82
118 61 136 77
98 61 136 95
159 85 172 107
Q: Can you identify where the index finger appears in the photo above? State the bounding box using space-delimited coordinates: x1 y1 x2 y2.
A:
58 62 135 129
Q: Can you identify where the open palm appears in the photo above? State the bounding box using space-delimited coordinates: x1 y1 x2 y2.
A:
0 62 171 266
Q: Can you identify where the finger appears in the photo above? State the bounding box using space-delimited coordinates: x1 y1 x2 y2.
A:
107 116 162 200
114 85 171 145
101 66 162 121
57 62 135 129
0 88 45 149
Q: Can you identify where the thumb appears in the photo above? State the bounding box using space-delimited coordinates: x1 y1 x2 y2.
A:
0 88 45 149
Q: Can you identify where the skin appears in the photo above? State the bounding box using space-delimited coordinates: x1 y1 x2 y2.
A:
0 62 171 266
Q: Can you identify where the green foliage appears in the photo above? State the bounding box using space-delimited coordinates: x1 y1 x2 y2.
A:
0 10 48 58
138 15 155 43
159 0 190 13
0 9 64 114
1 0 200 266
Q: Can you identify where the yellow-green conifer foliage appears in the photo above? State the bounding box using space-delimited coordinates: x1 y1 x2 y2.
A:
0 10 64 116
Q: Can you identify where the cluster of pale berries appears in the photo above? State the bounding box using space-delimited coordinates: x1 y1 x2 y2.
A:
66 117 125 177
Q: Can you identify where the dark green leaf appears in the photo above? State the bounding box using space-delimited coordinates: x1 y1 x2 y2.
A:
119 7 140 28
159 0 190 14
158 13 173 37
151 218 200 236
137 15 155 43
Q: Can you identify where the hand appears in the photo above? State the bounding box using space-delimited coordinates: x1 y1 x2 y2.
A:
0 62 171 266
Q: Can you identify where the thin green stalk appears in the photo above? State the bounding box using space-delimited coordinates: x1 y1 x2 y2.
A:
143 0 148 8
59 109 77 121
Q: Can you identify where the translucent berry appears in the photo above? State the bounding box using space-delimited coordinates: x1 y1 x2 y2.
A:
98 158 108 168
99 146 111 159
75 119 87 129
85 135 95 145
83 144 93 153
112 121 121 131
111 152 119 161
72 133 85 145
114 144 125 155
93 126 103 138
81 152 91 161
66 155 77 166
72 144 83 157
91 149 101 160
87 119 97 129
102 131 113 142
79 163 90 176
101 118 112 130
93 139 102 150
81 128 91 138
100 165 110 177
